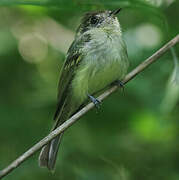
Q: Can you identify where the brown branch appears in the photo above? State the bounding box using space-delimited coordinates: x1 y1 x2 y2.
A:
0 34 179 179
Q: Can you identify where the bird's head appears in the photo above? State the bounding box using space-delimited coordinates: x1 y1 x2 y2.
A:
77 9 122 35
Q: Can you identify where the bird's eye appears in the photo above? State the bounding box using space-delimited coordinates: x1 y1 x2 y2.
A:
91 16 99 25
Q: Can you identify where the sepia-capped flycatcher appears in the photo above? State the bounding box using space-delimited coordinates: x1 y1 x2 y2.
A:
39 9 129 171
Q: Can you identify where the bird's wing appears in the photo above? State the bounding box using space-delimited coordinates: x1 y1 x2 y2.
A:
53 33 91 120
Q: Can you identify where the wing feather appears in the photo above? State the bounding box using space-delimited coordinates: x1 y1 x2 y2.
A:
53 33 91 120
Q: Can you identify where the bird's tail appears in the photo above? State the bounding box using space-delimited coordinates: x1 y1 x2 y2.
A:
38 103 71 170
38 132 64 171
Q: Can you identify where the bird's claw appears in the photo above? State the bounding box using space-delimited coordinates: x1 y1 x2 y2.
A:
112 80 125 92
88 94 101 109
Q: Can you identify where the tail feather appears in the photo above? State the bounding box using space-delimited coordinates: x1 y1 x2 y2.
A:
38 93 78 171
39 133 64 170
38 143 49 167
38 98 73 170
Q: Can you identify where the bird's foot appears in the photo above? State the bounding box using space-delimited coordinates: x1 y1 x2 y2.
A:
88 94 101 109
111 80 125 92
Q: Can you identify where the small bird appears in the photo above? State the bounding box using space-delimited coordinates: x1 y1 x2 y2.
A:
39 9 129 170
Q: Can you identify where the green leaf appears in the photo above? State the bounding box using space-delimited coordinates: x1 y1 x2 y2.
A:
160 48 179 114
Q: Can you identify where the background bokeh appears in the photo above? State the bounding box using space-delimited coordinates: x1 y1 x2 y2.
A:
0 0 179 179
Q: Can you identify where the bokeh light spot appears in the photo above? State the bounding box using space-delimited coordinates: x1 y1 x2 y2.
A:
18 33 48 63
135 23 162 48
130 111 176 142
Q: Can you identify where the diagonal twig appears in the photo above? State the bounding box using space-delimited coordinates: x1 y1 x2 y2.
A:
0 34 179 179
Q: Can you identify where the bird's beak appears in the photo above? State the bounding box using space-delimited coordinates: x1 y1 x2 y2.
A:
110 8 122 16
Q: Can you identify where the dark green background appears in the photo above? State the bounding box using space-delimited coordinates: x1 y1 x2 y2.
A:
0 0 179 179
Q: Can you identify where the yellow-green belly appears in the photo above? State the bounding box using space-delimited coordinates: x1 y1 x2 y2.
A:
71 31 129 104
71 56 128 103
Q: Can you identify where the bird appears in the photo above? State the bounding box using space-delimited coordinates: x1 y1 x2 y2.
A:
39 8 129 171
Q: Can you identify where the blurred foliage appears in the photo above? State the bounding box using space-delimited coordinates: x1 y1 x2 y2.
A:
0 0 179 180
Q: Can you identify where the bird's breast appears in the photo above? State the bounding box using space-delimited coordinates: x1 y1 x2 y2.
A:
72 33 129 103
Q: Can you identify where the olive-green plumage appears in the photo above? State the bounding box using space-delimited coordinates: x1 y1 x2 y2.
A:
39 9 129 171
